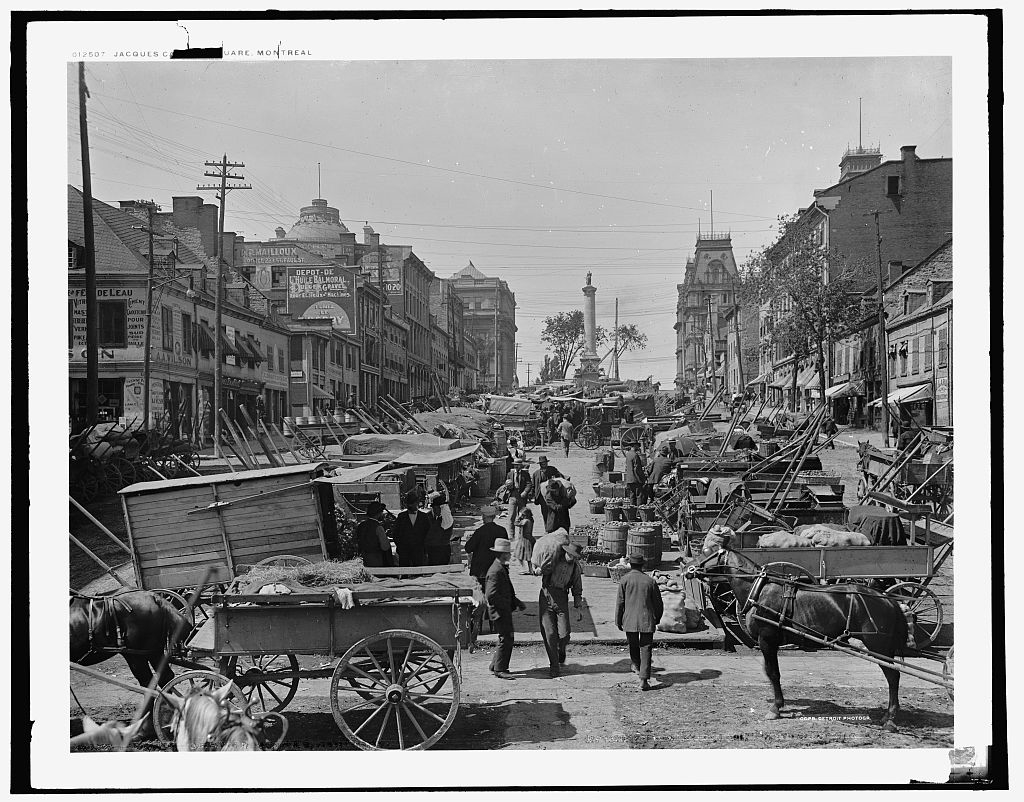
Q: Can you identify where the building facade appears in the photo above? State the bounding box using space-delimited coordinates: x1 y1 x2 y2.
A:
757 145 952 416
69 188 290 439
450 261 517 392
674 234 741 396
722 304 760 398
429 277 466 392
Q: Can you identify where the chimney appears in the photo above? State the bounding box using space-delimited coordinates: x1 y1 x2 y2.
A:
887 260 903 283
275 227 286 239
363 225 380 249
171 196 203 229
900 145 917 162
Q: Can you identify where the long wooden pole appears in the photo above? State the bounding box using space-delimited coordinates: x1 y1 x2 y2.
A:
69 497 131 552
69 533 132 587
78 63 99 426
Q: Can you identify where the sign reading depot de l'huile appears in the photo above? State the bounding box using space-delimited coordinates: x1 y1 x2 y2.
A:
286 266 357 335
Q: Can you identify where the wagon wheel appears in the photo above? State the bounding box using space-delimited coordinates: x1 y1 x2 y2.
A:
152 589 195 632
180 449 201 472
111 456 138 488
705 577 757 648
574 424 600 451
330 630 460 750
618 426 644 457
70 469 99 504
153 670 246 746
98 461 123 496
297 441 326 461
522 428 540 451
943 646 954 701
221 654 301 714
885 580 943 648
254 555 314 569
856 474 872 503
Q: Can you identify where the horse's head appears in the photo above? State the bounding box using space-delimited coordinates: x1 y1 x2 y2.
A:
167 682 236 752
856 440 870 458
70 715 148 751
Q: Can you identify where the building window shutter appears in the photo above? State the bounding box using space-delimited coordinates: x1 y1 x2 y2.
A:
937 328 948 368
924 333 934 372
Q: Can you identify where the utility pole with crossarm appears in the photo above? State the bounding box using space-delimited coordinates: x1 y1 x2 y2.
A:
198 156 251 456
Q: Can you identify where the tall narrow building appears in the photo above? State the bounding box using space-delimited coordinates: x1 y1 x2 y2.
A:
674 233 741 395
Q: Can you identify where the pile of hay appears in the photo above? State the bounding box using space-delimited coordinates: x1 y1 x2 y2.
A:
232 559 376 595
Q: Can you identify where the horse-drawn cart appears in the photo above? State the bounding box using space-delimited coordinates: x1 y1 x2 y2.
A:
168 572 476 750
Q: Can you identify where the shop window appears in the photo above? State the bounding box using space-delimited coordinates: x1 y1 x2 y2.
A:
161 306 174 351
98 300 127 348
182 313 193 354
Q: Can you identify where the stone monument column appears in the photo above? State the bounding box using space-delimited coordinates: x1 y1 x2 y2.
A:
578 271 602 386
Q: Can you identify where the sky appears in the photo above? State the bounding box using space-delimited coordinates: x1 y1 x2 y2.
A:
68 57 952 387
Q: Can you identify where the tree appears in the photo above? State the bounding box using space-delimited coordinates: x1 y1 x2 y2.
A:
743 214 870 411
540 311 649 379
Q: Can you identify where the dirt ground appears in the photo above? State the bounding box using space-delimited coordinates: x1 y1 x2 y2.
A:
70 641 952 752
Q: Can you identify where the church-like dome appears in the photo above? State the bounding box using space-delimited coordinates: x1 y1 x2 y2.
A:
282 198 350 241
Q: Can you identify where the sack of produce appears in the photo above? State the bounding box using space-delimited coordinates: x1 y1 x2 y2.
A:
531 528 570 574
657 587 688 634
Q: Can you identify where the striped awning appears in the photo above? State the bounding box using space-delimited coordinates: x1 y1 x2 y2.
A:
868 382 933 407
825 380 866 399
796 366 820 388
198 321 237 355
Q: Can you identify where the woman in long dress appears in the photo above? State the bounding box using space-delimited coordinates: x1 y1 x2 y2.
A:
512 507 536 575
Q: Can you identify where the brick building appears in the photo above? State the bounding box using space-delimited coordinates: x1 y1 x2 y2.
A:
68 188 290 437
450 261 517 392
757 145 952 414
430 277 466 392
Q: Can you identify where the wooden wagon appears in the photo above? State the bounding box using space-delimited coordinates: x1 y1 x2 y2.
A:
156 567 477 751
118 463 336 591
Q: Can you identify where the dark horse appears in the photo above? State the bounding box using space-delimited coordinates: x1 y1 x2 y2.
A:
70 591 191 731
691 548 910 731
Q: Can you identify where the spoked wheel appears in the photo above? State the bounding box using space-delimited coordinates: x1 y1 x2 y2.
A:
618 426 653 458
575 425 600 451
885 580 944 647
706 577 757 648
221 653 301 714
943 646 954 701
330 630 460 750
856 474 871 502
522 429 540 451
254 555 313 569
98 462 123 496
153 670 246 746
111 457 138 488
70 469 99 504
152 589 195 632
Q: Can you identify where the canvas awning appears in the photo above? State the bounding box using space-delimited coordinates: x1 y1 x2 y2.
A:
198 321 237 355
796 367 820 388
246 334 265 363
487 395 535 417
746 371 769 386
234 335 260 361
868 382 933 407
315 462 395 484
825 380 866 399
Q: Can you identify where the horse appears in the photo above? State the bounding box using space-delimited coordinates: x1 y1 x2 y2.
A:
689 547 911 731
165 683 287 752
70 590 191 734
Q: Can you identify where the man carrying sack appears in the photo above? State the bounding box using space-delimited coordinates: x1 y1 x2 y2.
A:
484 538 527 679
615 553 665 691
538 542 584 678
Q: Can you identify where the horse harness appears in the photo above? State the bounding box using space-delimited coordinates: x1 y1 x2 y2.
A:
71 593 146 658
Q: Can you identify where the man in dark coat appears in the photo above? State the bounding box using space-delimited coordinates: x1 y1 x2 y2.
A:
484 538 526 678
355 501 393 567
465 506 507 646
424 491 453 565
623 443 646 506
615 553 665 690
391 491 430 567
540 471 576 533
640 446 673 505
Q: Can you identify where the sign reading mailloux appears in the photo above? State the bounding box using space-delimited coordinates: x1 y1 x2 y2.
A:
287 266 357 335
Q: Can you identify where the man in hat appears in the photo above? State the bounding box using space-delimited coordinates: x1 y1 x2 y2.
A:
615 553 665 690
702 523 734 556
505 459 532 537
356 501 393 567
465 506 507 646
623 442 647 506
539 542 584 678
484 537 527 679
391 491 430 567
557 415 574 458
641 445 674 505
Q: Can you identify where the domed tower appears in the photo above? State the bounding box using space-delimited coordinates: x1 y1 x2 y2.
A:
280 198 357 262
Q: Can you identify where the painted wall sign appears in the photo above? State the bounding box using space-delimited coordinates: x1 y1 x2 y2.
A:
286 266 357 335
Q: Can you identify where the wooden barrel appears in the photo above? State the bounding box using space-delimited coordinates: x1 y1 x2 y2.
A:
627 525 662 569
601 523 629 556
589 498 606 514
604 505 623 522
621 504 639 522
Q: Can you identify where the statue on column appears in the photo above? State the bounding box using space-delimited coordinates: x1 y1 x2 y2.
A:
586 271 592 286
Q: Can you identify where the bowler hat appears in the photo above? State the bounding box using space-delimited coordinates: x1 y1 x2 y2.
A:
365 501 386 517
491 538 513 554
538 456 549 463
628 553 646 567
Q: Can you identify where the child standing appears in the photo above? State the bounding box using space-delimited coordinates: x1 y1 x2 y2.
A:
512 507 536 575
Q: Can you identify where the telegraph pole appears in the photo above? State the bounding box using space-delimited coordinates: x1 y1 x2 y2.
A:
133 201 160 430
869 210 891 447
78 62 99 425
377 238 385 408
198 156 251 455
493 282 499 392
733 301 745 392
613 298 620 380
